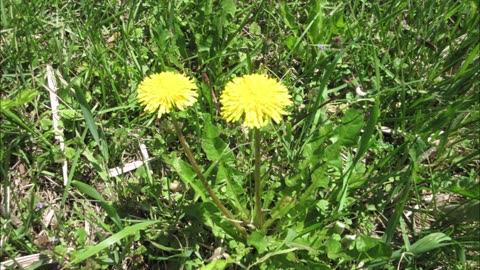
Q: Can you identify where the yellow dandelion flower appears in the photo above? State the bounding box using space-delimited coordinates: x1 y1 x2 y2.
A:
137 71 198 118
220 74 293 128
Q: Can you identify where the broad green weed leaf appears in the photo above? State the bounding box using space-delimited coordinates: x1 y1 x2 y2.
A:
439 201 480 224
0 98 13 109
250 247 300 268
355 235 382 252
217 164 248 216
447 180 480 200
335 14 345 28
300 166 328 201
0 89 39 109
371 232 454 268
312 166 329 189
17 89 40 104
306 0 325 44
265 196 298 229
249 22 261 35
202 120 220 139
336 102 379 212
202 137 235 164
323 143 342 169
248 231 268 254
289 239 315 252
221 0 236 17
348 163 367 189
354 235 392 261
40 118 52 130
201 259 230 270
285 172 303 188
371 242 392 259
279 2 298 34
408 232 452 255
2 108 31 132
164 153 208 201
326 238 342 259
184 202 239 240
284 35 296 50
281 229 296 248
337 108 364 147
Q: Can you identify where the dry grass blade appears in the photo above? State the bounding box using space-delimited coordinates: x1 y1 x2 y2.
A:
0 253 55 269
45 65 68 186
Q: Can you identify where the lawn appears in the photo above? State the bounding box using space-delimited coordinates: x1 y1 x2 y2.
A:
1 0 479 269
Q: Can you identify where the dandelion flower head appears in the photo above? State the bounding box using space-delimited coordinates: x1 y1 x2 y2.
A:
137 71 198 118
220 74 292 128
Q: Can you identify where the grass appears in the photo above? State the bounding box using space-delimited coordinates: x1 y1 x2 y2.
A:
1 0 479 269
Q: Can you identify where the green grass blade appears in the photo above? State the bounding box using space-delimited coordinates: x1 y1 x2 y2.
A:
382 166 413 244
73 85 108 162
69 220 159 265
1 108 53 147
72 180 123 230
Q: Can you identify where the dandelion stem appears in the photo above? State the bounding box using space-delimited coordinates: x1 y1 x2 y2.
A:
254 128 263 229
171 117 247 239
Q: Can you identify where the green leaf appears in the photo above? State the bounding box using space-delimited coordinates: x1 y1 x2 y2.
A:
281 229 297 248
264 196 297 230
306 0 325 44
202 120 220 139
355 235 381 252
202 137 235 164
326 238 342 259
1 89 40 109
337 108 364 147
312 166 329 189
40 118 52 130
407 232 452 255
1 108 30 131
250 247 300 268
201 258 233 270
171 155 208 201
279 1 298 34
285 172 303 188
221 0 236 17
249 22 261 35
248 231 268 254
323 143 342 169
353 235 392 261
336 101 379 212
335 14 345 28
439 201 480 224
69 220 159 265
218 164 248 216
370 232 453 268
448 181 480 200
